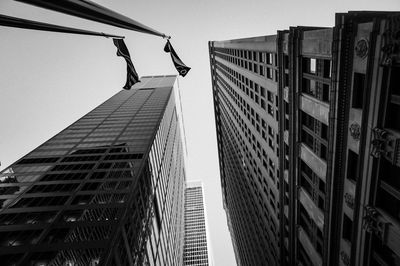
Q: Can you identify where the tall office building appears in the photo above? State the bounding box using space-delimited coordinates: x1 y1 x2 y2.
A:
183 182 211 266
0 75 187 266
209 11 400 266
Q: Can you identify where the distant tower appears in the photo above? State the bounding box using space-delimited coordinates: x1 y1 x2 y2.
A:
0 75 187 266
184 182 211 266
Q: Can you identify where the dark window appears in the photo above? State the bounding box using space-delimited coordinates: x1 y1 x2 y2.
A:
320 144 327 160
319 179 326 194
260 86 266 97
321 123 328 141
300 174 312 196
347 149 359 182
302 78 316 97
323 60 331 78
17 157 58 165
322 84 330 102
285 73 289 87
352 72 365 108
284 55 289 69
302 129 314 149
302 112 314 130
318 196 324 210
342 214 353 242
301 161 313 178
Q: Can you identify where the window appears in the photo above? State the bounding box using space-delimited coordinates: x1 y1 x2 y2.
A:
322 84 330 102
352 72 365 108
267 91 274 103
300 174 313 196
302 111 314 130
259 52 265 63
342 214 353 242
347 149 359 182
323 60 331 78
267 68 273 79
301 161 313 178
310 58 316 74
302 78 316 97
319 180 326 194
284 55 289 69
268 105 274 116
267 53 273 64
260 86 266 97
284 73 289 87
301 129 314 149
261 99 266 109
259 65 265 76
320 144 327 160
321 123 328 141
303 57 317 74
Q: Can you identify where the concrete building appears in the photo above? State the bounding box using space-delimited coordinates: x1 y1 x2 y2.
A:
209 11 400 266
0 75 187 266
183 182 211 266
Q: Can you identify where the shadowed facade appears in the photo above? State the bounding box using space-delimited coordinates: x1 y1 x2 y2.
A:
209 11 400 266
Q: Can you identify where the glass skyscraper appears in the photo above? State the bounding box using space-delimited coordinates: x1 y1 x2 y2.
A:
183 182 210 266
0 75 187 266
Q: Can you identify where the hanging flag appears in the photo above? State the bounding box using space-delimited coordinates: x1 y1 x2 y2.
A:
164 40 191 77
113 38 140 90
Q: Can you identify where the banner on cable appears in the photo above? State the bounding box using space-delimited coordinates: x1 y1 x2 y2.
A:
113 38 140 90
164 40 191 77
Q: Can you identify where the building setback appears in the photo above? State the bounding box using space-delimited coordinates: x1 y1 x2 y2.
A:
0 75 187 266
183 182 211 266
209 11 400 266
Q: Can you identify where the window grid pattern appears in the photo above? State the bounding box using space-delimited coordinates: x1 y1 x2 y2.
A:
210 42 280 266
183 185 209 266
0 76 186 266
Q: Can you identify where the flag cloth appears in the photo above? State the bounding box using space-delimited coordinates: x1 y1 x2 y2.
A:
164 40 191 77
113 38 140 90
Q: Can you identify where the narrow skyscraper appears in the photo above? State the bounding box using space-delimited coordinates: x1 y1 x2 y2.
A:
184 182 211 266
209 11 400 266
0 75 187 266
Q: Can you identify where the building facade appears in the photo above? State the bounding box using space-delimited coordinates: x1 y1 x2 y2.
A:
0 75 187 266
209 11 400 266
183 182 211 266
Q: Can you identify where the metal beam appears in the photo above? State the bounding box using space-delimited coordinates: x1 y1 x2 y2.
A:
0 13 124 38
16 0 170 38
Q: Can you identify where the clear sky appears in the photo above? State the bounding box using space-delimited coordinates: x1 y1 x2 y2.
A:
0 0 399 265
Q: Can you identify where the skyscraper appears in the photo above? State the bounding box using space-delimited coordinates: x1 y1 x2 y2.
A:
183 182 211 266
209 11 400 266
0 75 187 266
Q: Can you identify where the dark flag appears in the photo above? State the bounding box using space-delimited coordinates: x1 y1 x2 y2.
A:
113 38 140 90
164 40 191 77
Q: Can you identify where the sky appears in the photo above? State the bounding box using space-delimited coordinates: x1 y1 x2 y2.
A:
0 0 399 265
